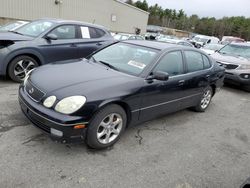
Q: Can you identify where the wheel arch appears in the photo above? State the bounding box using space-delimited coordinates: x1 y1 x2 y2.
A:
97 100 132 128
3 49 45 76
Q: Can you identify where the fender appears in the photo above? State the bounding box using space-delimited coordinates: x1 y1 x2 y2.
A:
2 48 45 75
97 98 137 127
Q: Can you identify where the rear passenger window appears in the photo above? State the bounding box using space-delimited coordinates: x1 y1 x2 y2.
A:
49 25 76 39
154 51 184 76
185 51 204 72
202 55 211 69
89 27 105 38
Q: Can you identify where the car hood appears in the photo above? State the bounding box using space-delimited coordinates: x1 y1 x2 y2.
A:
0 32 33 41
29 59 140 97
201 49 215 55
211 52 250 65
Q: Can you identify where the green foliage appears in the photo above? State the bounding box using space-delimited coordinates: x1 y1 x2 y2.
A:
125 0 250 40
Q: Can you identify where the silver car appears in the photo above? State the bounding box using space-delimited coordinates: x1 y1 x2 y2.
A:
211 43 250 91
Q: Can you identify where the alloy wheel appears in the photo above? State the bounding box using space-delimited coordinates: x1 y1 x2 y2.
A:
201 89 212 109
97 113 123 144
14 60 35 81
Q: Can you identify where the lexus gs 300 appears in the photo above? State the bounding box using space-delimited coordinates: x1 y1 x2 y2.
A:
19 41 225 149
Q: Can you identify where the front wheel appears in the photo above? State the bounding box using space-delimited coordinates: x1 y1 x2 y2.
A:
87 104 127 149
243 85 250 92
8 55 38 82
193 86 213 112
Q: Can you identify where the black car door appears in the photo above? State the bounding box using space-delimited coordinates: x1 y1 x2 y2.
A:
179 50 212 108
39 25 79 63
76 25 112 58
139 50 189 121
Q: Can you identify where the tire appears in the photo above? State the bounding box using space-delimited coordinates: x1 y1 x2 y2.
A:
8 55 39 82
243 85 250 92
87 104 127 149
193 86 213 112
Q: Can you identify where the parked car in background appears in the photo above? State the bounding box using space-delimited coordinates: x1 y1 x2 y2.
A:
155 34 178 41
113 33 144 40
0 18 114 82
158 38 194 47
0 21 29 32
221 36 245 45
200 43 224 55
191 35 220 48
19 40 225 149
211 43 250 91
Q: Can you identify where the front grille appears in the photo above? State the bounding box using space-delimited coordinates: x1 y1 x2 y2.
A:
25 80 45 102
217 61 239 70
27 110 50 133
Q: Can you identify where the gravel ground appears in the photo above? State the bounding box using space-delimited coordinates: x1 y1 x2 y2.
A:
0 79 250 188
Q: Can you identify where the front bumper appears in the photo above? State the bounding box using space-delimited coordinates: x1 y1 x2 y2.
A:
224 70 250 86
19 87 88 143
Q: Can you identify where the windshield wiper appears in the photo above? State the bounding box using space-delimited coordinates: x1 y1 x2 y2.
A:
90 56 98 63
99 61 118 70
90 56 118 70
9 30 23 35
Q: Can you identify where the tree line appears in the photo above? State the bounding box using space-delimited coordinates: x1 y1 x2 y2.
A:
125 0 250 40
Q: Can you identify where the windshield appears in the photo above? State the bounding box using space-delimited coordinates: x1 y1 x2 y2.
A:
91 43 159 76
219 44 250 58
0 22 22 31
15 20 54 37
203 44 224 50
193 37 208 43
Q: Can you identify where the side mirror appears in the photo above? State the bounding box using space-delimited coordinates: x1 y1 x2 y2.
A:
45 33 58 41
147 71 169 81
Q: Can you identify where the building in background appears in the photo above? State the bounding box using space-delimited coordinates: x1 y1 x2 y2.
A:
0 0 149 34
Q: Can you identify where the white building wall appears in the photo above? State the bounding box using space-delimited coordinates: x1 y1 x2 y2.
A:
0 0 149 33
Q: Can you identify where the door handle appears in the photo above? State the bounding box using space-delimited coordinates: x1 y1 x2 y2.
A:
70 43 77 47
206 75 210 79
178 80 185 86
96 42 103 46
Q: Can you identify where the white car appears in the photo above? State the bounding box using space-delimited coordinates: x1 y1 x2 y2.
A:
0 21 29 32
158 38 194 47
200 43 224 55
191 35 220 48
114 33 144 40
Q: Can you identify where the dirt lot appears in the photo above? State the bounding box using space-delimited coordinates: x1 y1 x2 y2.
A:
0 79 250 188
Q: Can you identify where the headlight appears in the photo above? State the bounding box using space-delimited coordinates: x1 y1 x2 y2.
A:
43 96 57 108
239 64 250 69
23 69 34 85
55 96 86 114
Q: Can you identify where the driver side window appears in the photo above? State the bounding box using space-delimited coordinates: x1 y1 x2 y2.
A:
49 25 77 39
154 51 184 76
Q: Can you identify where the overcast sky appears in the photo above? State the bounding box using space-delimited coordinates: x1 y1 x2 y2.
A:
145 0 250 18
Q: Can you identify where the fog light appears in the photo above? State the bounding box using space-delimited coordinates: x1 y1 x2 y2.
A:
50 128 63 137
244 75 249 79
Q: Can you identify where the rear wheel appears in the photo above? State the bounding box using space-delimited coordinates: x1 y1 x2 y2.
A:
87 104 127 149
193 86 213 112
8 55 38 82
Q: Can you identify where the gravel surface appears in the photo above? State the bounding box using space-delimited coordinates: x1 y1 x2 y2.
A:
0 79 250 188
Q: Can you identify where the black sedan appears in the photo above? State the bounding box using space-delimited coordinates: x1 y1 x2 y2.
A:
0 18 113 82
19 41 225 149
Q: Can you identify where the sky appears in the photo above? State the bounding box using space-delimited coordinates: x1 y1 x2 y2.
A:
145 0 250 18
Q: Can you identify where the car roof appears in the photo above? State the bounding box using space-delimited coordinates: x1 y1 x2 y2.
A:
122 40 185 50
35 18 108 30
230 42 250 47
